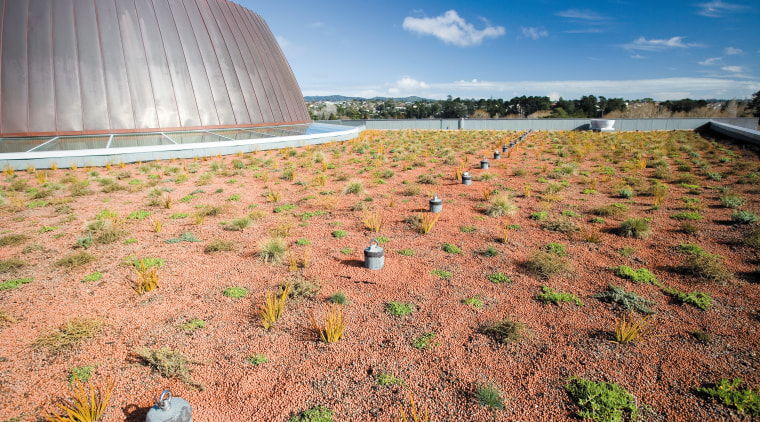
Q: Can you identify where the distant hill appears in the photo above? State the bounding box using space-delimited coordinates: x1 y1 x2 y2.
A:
304 95 432 103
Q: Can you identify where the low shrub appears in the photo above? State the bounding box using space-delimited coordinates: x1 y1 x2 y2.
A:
696 378 759 416
442 243 462 254
681 251 732 282
32 317 102 353
223 287 248 299
288 406 334 422
662 287 714 310
611 265 661 286
136 347 203 389
565 377 638 422
0 277 32 291
55 252 96 268
535 286 582 306
540 218 579 234
413 332 439 350
592 284 656 314
487 272 512 284
731 210 759 225
386 301 414 317
204 239 235 253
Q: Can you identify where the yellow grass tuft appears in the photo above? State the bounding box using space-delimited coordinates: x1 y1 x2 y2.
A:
397 391 429 422
45 377 114 422
614 310 655 344
134 259 159 295
417 212 440 234
260 283 291 330
308 303 345 343
362 210 386 233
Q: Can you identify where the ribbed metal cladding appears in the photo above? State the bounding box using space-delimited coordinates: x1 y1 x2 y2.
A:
0 0 310 137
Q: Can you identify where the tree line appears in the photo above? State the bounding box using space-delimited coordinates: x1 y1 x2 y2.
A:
318 92 759 120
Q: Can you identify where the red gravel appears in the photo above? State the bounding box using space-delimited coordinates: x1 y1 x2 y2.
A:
0 129 759 421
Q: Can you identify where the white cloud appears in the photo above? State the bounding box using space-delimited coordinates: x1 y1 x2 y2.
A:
699 57 722 65
555 9 609 20
402 10 505 47
631 54 646 59
724 46 744 55
308 22 325 28
395 77 430 90
624 36 702 51
696 1 749 17
722 65 746 73
521 27 548 40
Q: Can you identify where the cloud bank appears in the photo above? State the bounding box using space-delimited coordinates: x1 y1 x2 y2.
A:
403 10 505 47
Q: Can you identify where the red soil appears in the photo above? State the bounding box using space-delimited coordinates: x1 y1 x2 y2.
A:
0 129 759 421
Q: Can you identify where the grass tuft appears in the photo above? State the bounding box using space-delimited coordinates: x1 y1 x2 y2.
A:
136 346 203 390
481 317 527 344
476 384 505 411
614 310 655 343
260 283 291 330
33 318 102 354
617 218 651 239
45 377 114 422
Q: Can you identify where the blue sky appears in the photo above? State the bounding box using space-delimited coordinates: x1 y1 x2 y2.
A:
242 0 759 101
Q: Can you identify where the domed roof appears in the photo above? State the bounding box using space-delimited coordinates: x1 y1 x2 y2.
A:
0 0 310 138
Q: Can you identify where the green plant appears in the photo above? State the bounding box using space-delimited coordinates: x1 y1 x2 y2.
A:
32 318 102 353
259 237 288 264
592 284 655 315
481 317 527 344
69 364 97 385
544 242 567 257
339 247 353 255
561 209 581 218
662 287 714 310
462 296 483 308
165 232 201 244
480 245 499 257
731 210 759 224
459 225 476 233
308 303 345 343
413 332 440 350
223 286 248 299
475 384 505 411
260 283 291 330
55 252 96 268
672 211 703 220
273 204 296 213
611 265 661 286
127 209 151 220
720 194 745 209
45 377 114 422
397 249 415 256
530 211 548 220
614 310 655 344
591 203 628 217
618 188 634 199
487 272 512 284
0 277 32 291
617 218 651 239
442 243 462 254
386 301 414 317
296 238 311 246
81 272 102 283
432 269 452 279
331 229 347 238
180 318 205 331
536 286 583 306
247 354 268 366
136 347 203 389
692 329 712 344
696 378 759 416
565 377 638 422
288 406 334 422
204 239 235 253
328 291 347 304
376 372 405 386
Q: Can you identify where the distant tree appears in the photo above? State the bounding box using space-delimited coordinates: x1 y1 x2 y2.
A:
748 91 760 117
471 109 490 119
